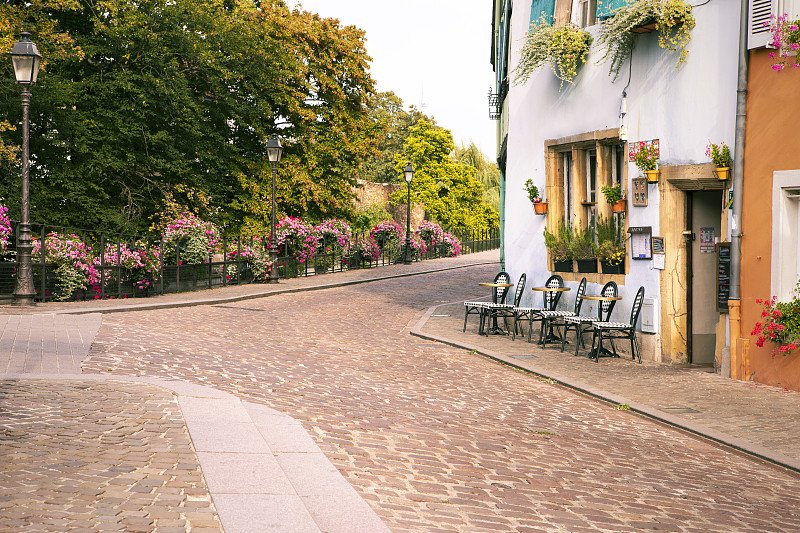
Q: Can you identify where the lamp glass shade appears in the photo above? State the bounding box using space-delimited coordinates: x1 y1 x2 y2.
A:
403 162 414 183
266 134 283 163
9 34 42 84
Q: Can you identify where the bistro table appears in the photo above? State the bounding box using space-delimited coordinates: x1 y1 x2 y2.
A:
580 294 623 358
530 286 571 344
478 282 514 335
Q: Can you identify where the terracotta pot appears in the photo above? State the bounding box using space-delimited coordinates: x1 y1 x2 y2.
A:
611 199 627 213
533 201 548 215
645 169 659 183
714 166 731 181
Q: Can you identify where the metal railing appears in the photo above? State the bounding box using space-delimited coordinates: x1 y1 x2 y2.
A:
0 222 499 302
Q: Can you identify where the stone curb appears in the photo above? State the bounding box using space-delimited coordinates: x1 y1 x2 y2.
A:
410 302 800 475
1 373 391 533
21 260 499 316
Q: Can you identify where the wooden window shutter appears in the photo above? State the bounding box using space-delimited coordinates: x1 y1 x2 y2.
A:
749 0 776 49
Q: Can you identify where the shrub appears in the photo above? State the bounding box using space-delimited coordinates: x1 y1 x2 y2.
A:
32 233 100 301
162 214 221 265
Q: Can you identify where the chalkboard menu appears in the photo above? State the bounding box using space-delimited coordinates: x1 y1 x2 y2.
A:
716 242 731 313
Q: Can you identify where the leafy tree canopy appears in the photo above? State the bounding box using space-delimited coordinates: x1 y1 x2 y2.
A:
0 0 380 234
390 121 499 230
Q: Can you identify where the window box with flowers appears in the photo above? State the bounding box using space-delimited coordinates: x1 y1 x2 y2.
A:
751 282 800 356
767 14 800 72
706 141 731 180
570 226 598 273
515 17 592 88
524 179 547 214
597 0 695 81
596 216 626 274
544 220 573 272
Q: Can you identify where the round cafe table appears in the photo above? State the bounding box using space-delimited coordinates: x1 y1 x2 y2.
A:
530 287 571 344
580 294 623 358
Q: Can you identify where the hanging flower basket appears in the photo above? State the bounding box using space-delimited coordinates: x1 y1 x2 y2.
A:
611 199 627 213
645 169 660 183
534 201 548 215
714 166 731 181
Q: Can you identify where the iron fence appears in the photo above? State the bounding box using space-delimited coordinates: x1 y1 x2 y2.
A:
0 222 499 302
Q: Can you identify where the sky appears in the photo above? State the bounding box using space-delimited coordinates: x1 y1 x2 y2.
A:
289 0 498 158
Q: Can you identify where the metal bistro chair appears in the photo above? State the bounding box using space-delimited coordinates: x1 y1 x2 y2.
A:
511 275 564 343
536 277 586 347
463 271 510 334
590 286 646 363
561 281 618 357
481 273 526 336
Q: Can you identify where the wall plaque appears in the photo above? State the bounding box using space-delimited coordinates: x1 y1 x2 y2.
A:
632 178 648 206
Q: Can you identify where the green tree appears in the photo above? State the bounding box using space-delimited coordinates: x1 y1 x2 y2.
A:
0 0 380 233
358 91 434 184
390 121 499 230
453 142 502 215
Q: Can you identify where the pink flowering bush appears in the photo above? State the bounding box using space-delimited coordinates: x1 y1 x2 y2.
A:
227 238 274 281
96 241 160 290
441 232 462 257
751 284 800 356
0 203 11 254
315 219 351 252
32 233 100 301
417 221 445 246
275 217 318 264
766 14 800 71
353 236 381 262
162 214 221 264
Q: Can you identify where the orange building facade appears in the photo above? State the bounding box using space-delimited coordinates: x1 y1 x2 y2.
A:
739 48 800 390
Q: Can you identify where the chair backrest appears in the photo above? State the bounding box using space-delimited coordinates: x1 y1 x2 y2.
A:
543 274 564 310
629 286 646 326
598 281 618 320
493 271 511 304
573 277 587 314
512 273 527 306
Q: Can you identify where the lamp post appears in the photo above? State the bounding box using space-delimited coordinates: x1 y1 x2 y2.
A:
403 162 414 265
266 134 283 283
9 33 42 306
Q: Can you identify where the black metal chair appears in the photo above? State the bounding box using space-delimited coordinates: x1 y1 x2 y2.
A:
481 273 526 336
590 286 646 363
561 281 618 357
463 271 510 334
536 277 586 347
511 275 564 342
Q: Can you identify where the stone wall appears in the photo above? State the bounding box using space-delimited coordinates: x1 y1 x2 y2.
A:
354 179 425 229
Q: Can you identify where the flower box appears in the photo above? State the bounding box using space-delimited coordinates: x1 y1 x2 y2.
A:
601 261 625 274
577 259 598 273
553 260 573 272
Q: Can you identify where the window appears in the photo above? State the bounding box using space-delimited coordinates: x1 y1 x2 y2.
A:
563 152 573 224
772 171 800 301
596 0 628 20
531 0 555 25
749 0 800 49
586 150 598 229
579 0 597 28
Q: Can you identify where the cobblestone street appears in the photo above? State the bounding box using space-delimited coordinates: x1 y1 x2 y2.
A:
82 263 800 532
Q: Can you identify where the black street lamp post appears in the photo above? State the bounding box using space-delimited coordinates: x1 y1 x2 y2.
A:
9 33 42 306
403 162 414 265
266 134 283 283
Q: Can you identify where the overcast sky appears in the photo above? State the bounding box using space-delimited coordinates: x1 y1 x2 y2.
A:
289 0 498 158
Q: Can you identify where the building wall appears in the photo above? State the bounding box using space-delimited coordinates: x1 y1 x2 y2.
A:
354 179 425 230
740 49 800 390
502 3 739 361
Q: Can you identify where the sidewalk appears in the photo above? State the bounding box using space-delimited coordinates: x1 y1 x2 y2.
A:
2 250 799 531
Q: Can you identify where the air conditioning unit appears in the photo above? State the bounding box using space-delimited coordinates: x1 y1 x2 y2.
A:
641 297 658 334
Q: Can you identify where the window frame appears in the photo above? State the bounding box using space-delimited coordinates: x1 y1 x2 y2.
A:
771 170 800 302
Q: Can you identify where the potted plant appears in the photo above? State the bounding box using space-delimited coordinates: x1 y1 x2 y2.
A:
524 179 547 214
634 144 660 183
596 215 625 274
515 17 592 88
569 226 597 273
596 0 696 81
544 220 573 272
706 140 731 181
750 281 800 356
602 183 627 213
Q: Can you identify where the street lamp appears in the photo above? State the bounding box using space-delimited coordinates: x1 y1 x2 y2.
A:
266 134 283 283
9 33 42 306
403 162 414 265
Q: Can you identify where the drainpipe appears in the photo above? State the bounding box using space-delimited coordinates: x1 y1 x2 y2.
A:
728 0 749 379
500 171 506 271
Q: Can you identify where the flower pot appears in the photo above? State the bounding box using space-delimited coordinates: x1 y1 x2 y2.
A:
533 201 548 215
553 260 573 272
611 199 627 213
714 166 730 181
601 260 625 274
576 259 598 273
645 169 659 183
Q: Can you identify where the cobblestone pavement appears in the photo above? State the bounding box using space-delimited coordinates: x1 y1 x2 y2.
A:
84 262 800 532
0 379 222 532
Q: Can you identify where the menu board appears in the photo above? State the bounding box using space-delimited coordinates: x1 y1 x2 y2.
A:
717 242 731 313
